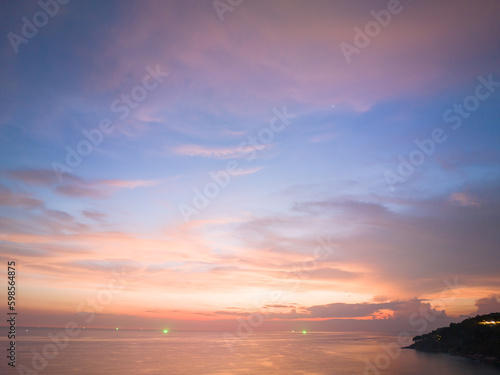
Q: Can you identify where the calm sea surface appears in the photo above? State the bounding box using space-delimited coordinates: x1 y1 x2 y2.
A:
1 328 500 374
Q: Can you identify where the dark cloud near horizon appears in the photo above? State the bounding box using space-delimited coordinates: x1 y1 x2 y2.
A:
475 295 500 315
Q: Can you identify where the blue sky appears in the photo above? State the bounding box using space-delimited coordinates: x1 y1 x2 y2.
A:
1 0 500 330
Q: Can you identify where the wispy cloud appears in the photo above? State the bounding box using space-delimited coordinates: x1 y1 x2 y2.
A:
448 192 480 207
4 168 58 186
309 132 338 144
99 179 159 189
82 210 108 221
233 166 262 176
4 168 159 199
54 178 158 198
0 184 43 209
172 144 267 159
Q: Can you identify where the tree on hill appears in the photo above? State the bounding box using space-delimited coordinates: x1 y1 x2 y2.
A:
406 312 500 359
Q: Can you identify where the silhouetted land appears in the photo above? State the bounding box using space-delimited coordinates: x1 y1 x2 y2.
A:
406 313 500 364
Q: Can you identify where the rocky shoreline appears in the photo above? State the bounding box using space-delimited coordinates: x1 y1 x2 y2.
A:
404 312 500 367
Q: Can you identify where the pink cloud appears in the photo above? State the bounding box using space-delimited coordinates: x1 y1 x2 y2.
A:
232 166 262 176
99 179 158 189
172 144 268 159
0 185 43 209
47 0 496 133
448 192 480 207
55 177 159 198
4 167 160 200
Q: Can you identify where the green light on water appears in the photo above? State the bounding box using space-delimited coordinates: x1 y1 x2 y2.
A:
163 330 169 333
292 330 295 332
302 330 306 334
116 328 119 330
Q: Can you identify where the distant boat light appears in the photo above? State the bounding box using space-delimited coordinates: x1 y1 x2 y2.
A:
163 329 169 333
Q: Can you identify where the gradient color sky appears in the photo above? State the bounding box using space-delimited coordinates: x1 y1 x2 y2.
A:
1 0 500 331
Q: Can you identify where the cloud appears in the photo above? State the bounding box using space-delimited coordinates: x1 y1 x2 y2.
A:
232 167 262 176
99 179 159 189
309 132 338 144
55 177 159 199
3 169 159 207
1 0 499 330
4 168 58 186
55 183 109 199
475 295 500 315
392 299 447 321
172 144 267 159
215 299 450 323
213 310 249 316
231 180 500 305
0 185 43 209
293 199 390 218
82 210 107 221
42 208 73 222
372 295 391 303
448 192 480 207
285 267 358 281
105 0 500 117
305 301 404 319
265 304 298 309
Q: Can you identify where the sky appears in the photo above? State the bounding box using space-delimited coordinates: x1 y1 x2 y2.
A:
0 0 500 333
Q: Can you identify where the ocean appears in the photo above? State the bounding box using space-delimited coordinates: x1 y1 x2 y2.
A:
1 328 500 374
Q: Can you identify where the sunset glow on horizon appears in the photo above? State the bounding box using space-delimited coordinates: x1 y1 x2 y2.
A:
1 0 500 334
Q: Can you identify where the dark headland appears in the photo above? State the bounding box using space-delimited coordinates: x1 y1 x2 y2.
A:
405 312 500 365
